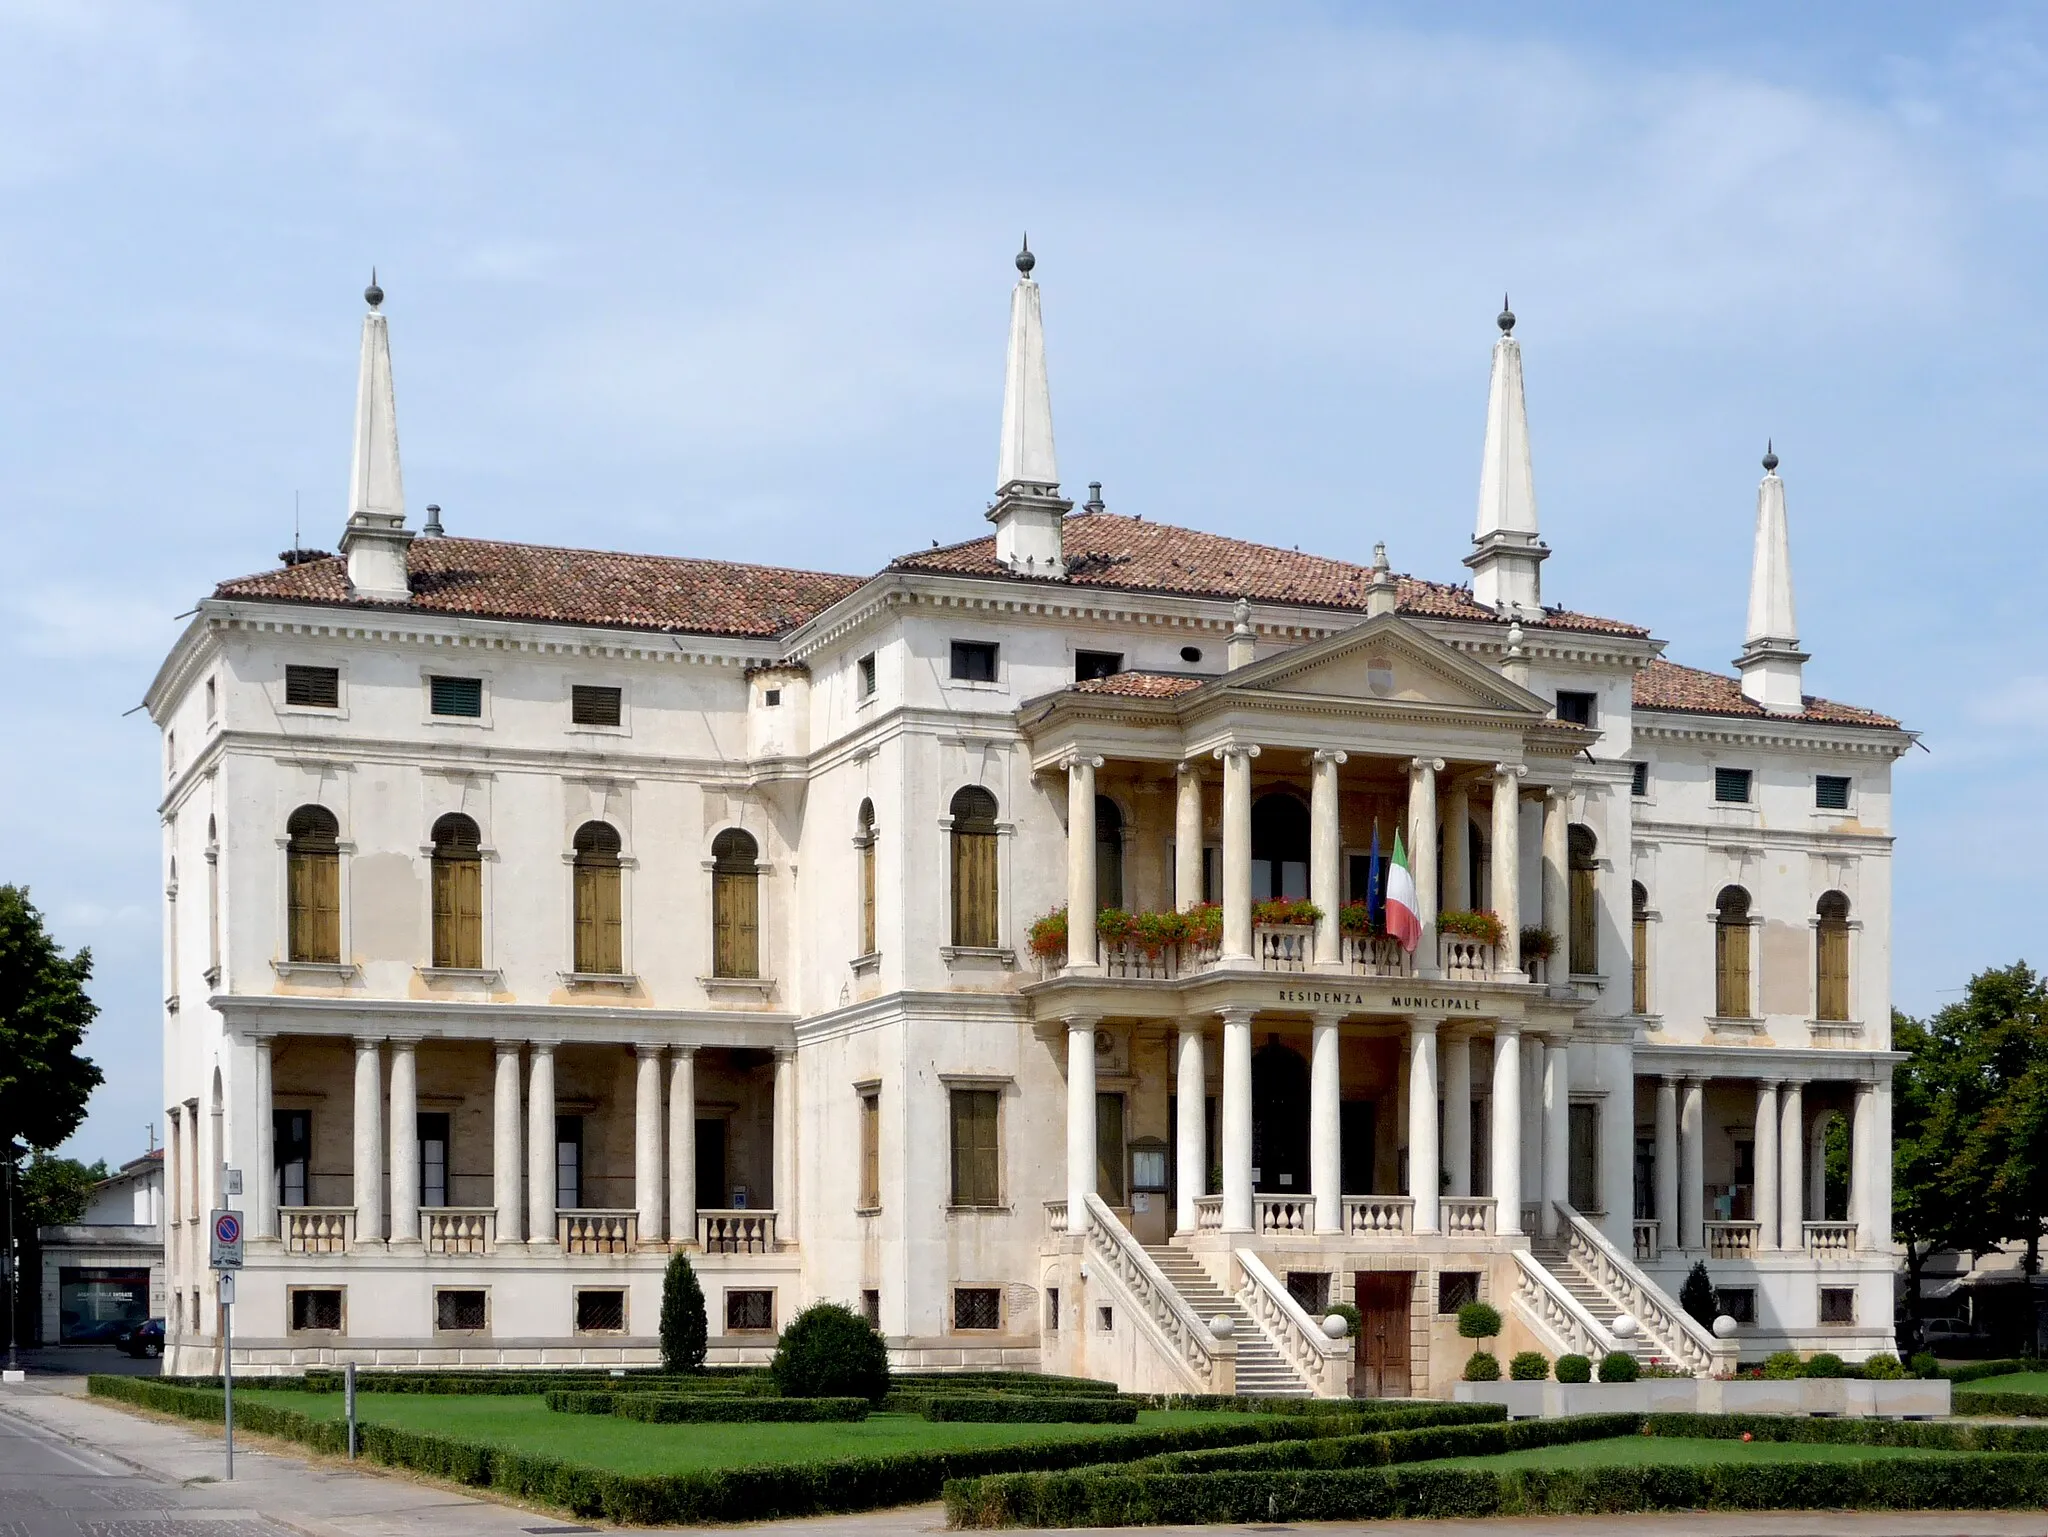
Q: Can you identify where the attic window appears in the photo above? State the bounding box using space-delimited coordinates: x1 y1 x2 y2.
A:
950 641 998 683
1630 762 1650 798
1815 774 1851 811
1556 691 1597 726
285 665 340 709
1179 646 1203 664
571 685 622 727
1075 650 1122 682
430 676 484 718
763 688 782 706
1714 767 1753 805
857 654 877 699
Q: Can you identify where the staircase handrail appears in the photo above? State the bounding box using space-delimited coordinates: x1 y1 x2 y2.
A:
1553 1201 1735 1377
1080 1194 1231 1393
1232 1248 1350 1399
1510 1248 1621 1362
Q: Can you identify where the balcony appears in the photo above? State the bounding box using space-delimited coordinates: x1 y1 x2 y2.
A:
1633 1219 1660 1262
1042 928 1506 983
558 1209 637 1254
1705 1220 1760 1258
1442 1196 1498 1235
1341 933 1413 978
426 1207 495 1254
697 1210 779 1253
1803 1221 1857 1255
284 1207 355 1254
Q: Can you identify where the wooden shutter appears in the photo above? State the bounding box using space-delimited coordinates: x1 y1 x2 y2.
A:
950 1090 999 1207
289 849 340 963
953 831 998 947
1716 918 1750 1019
1632 916 1649 1015
431 854 482 970
1569 865 1597 975
713 871 759 978
1096 1093 1126 1206
1817 922 1850 1021
859 841 877 956
575 864 623 974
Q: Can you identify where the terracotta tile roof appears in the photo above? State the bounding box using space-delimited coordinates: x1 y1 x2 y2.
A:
1069 671 1209 699
211 537 864 640
1632 658 1900 729
889 512 1650 637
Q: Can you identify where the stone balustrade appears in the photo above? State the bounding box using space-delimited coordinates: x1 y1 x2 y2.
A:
1705 1220 1760 1259
284 1207 355 1254
1442 1196 1496 1235
1341 933 1413 977
698 1209 778 1253
426 1207 495 1254
1633 1219 1660 1262
1438 935 1497 980
1254 1195 1314 1233
1252 924 1314 972
1342 1195 1415 1235
558 1209 637 1254
1803 1221 1857 1255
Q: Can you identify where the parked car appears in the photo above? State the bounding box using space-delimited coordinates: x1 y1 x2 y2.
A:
1916 1317 2000 1358
115 1318 164 1358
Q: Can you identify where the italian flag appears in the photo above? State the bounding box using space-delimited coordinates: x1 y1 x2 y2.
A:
1384 830 1422 951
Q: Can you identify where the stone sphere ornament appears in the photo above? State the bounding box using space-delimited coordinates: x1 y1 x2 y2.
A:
1610 1313 1639 1339
1322 1314 1348 1339
1209 1314 1235 1339
1713 1313 1740 1339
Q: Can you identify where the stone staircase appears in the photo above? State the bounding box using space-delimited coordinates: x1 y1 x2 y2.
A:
1528 1234 1662 1366
1144 1245 1313 1397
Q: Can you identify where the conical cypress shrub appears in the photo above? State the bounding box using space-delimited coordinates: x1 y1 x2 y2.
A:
661 1249 708 1372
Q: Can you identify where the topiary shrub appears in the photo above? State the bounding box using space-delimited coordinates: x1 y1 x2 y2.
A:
1679 1261 1717 1328
1597 1351 1639 1383
1803 1352 1846 1379
1555 1353 1592 1384
1509 1351 1550 1381
1761 1349 1805 1380
1462 1350 1500 1382
771 1301 891 1403
1862 1352 1905 1380
1456 1302 1502 1341
659 1250 708 1373
1909 1351 1940 1379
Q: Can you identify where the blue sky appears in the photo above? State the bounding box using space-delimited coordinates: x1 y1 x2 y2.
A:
3 3 2044 1168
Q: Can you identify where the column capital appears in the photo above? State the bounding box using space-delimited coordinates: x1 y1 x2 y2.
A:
353 1034 386 1050
1758 1076 1784 1090
670 1043 697 1062
1313 748 1349 767
494 1040 523 1060
1491 1019 1521 1038
1543 783 1569 806
1409 756 1445 775
773 1045 796 1063
1309 1008 1347 1028
635 1043 665 1062
1213 742 1262 762
1407 1015 1442 1037
1061 1014 1102 1035
528 1037 560 1055
1215 1005 1256 1027
1493 762 1527 780
386 1032 424 1049
1059 751 1106 772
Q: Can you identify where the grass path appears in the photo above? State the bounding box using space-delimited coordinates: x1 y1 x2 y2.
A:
1433 1434 1956 1471
237 1391 1256 1476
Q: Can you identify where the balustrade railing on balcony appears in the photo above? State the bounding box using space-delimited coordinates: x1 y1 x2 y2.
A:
1342 933 1413 977
1254 1195 1313 1233
698 1209 778 1253
1192 1195 1223 1231
1803 1221 1857 1255
426 1207 494 1254
1101 941 1181 980
284 1207 355 1254
1041 923 1525 983
558 1209 636 1254
1343 1195 1415 1235
1438 935 1497 981
1442 1196 1497 1234
1252 924 1314 972
1705 1220 1759 1258
1633 1219 1660 1262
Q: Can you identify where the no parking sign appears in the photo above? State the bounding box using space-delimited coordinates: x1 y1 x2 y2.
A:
210 1208 244 1269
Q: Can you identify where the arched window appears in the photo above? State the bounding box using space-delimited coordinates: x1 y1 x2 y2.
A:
855 800 877 958
1816 891 1852 1021
1714 885 1752 1020
431 813 483 969
950 787 1000 948
285 805 340 963
711 828 761 979
1568 824 1599 976
1631 881 1650 1015
1251 792 1310 901
571 821 623 975
1095 795 1124 912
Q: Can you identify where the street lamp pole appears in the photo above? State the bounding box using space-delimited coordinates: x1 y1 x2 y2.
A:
4 1144 21 1371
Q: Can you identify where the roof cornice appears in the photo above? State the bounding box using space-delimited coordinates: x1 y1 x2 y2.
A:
1633 708 1913 758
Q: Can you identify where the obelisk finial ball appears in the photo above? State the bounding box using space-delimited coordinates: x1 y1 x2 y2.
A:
1763 439 1779 473
1497 293 1515 334
1016 235 1034 276
365 268 383 309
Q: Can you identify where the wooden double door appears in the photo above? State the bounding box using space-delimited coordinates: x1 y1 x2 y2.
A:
1353 1272 1412 1398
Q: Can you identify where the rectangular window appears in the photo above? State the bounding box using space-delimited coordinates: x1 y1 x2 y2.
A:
861 1289 880 1328
1045 1287 1060 1331
1075 649 1123 682
571 684 622 727
1815 774 1851 811
1096 1305 1114 1332
205 677 217 722
1630 761 1649 798
1286 1272 1331 1314
858 1090 881 1210
285 665 340 708
1555 690 1597 726
555 1115 583 1211
857 653 877 698
1438 1271 1480 1315
949 641 998 682
576 1289 626 1333
1096 1092 1126 1206
725 1289 774 1332
763 688 781 706
954 1287 1001 1331
429 675 484 718
1820 1286 1856 1325
1714 766 1753 804
290 1288 343 1333
1716 1287 1756 1324
435 1289 487 1333
274 1109 310 1208
418 1112 450 1208
949 1088 1001 1208
1568 1103 1600 1211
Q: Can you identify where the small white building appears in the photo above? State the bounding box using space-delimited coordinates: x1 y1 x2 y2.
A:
145 261 1910 1389
38 1149 166 1345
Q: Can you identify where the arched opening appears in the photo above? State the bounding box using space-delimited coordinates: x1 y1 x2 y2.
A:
285 804 340 963
1095 795 1124 912
1568 824 1599 975
712 828 761 978
1816 890 1851 1021
1631 880 1649 1015
855 800 877 957
950 787 999 948
1714 885 1752 1020
1251 793 1310 902
1251 1039 1310 1195
571 821 623 975
430 812 483 969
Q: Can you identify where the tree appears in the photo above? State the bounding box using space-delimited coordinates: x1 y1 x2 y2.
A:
770 1302 890 1402
19 1154 106 1230
1679 1260 1717 1328
659 1249 707 1372
0 886 102 1153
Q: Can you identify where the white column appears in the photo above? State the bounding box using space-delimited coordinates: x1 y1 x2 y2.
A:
1310 1012 1343 1233
1855 1076 1892 1252
1219 745 1258 961
1174 1024 1205 1234
1655 1077 1679 1253
1541 1036 1569 1233
635 1045 665 1243
1220 1007 1254 1232
1310 750 1346 966
1779 1080 1805 1252
1443 1032 1472 1198
527 1042 557 1246
773 1048 796 1229
251 1036 276 1241
1521 1037 1545 1221
1754 1080 1780 1251
1410 1018 1441 1234
1540 788 1568 966
1409 757 1442 976
388 1039 420 1245
1491 1025 1522 1234
493 1043 524 1244
669 1048 697 1244
1491 765 1524 977
1065 755 1102 972
1444 779 1471 911
352 1038 384 1244
1065 1018 1097 1234
1174 763 1204 910
1679 1076 1705 1251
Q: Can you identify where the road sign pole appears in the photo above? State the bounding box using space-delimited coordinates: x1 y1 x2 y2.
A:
220 1270 235 1480
345 1361 357 1459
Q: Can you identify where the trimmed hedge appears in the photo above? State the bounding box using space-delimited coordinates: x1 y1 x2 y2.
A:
922 1395 1137 1425
1949 1391 2048 1420
894 1371 1118 1397
1945 1359 2042 1385
290 1369 772 1397
618 1395 870 1424
1127 1412 1644 1476
1642 1413 2048 1453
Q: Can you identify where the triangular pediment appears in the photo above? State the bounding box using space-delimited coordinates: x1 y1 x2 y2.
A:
1219 612 1548 715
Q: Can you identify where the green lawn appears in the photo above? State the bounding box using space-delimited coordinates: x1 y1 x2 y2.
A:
1434 1435 1955 1472
236 1391 1256 1476
1967 1371 2048 1395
